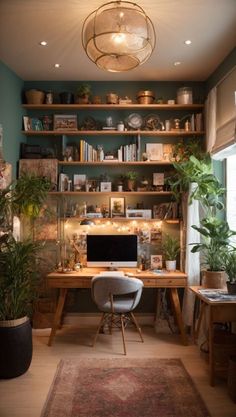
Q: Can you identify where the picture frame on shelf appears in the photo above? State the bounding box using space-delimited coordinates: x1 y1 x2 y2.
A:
153 173 164 186
126 209 152 219
153 202 178 220
53 114 78 131
150 228 162 243
146 143 163 161
150 255 162 269
100 182 112 192
73 174 87 191
23 116 31 131
110 197 125 218
30 117 43 131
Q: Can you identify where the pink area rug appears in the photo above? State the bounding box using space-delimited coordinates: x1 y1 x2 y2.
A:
41 358 211 417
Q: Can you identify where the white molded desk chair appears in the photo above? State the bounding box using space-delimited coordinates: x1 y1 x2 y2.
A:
91 273 144 355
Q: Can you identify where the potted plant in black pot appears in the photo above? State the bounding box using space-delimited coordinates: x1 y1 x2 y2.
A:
0 173 50 378
0 235 41 378
222 249 236 294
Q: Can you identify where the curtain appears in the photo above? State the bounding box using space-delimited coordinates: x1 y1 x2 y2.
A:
182 183 200 327
205 86 217 153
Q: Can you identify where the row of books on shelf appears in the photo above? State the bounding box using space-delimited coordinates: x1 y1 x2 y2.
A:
64 139 174 162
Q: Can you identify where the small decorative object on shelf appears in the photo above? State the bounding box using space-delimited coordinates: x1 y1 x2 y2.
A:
106 92 118 104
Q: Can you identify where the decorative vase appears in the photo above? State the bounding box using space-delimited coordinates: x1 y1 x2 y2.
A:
166 260 176 272
202 270 227 289
0 317 32 378
59 92 74 104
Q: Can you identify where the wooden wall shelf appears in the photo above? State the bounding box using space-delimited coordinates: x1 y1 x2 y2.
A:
23 103 204 111
22 130 205 136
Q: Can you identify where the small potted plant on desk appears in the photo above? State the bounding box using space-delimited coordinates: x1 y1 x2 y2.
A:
162 234 180 272
222 249 236 294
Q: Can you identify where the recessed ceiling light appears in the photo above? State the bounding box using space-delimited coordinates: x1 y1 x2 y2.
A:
39 41 47 46
184 40 192 45
174 61 181 66
54 64 61 68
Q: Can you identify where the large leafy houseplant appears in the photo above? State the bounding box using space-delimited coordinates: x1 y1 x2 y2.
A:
167 142 236 285
0 234 41 321
191 217 236 271
0 173 50 378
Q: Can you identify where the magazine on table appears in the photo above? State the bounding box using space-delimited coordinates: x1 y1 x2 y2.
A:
198 289 236 301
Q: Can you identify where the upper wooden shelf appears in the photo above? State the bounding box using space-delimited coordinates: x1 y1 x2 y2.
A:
22 104 204 110
48 191 173 196
22 130 204 136
58 160 173 166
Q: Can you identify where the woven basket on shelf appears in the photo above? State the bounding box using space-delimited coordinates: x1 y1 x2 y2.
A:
25 89 45 104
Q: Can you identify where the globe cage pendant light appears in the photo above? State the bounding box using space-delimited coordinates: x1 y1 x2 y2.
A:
82 1 156 72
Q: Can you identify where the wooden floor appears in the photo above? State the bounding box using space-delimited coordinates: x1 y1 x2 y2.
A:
0 324 235 417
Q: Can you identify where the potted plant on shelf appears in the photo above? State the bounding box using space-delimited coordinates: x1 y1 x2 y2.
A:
0 173 50 378
125 171 138 191
75 83 92 104
222 249 236 294
162 234 180 271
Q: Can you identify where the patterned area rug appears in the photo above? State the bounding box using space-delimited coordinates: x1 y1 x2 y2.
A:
41 358 211 417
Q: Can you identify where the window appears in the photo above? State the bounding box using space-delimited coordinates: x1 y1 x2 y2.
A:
226 154 236 237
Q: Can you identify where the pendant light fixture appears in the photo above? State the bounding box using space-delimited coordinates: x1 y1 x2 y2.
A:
82 1 156 72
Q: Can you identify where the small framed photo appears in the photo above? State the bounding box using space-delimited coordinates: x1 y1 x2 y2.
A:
53 114 78 131
23 116 31 131
110 197 125 217
100 182 112 192
151 255 163 269
73 174 87 191
126 209 152 219
153 173 164 186
146 143 163 161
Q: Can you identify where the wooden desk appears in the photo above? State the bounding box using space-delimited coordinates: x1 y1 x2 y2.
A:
190 286 236 386
46 268 188 347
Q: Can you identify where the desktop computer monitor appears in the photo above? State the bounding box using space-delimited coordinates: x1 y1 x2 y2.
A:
86 234 138 268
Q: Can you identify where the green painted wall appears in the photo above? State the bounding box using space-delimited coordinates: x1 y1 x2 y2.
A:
206 47 236 92
0 60 25 178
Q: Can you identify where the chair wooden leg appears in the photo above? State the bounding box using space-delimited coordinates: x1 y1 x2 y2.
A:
120 314 127 355
93 313 105 347
130 312 144 342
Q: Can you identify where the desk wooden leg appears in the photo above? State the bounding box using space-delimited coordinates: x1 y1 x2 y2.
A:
194 301 206 344
208 307 215 386
48 288 67 346
169 288 188 346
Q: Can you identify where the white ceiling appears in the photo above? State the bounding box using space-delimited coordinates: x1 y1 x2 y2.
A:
0 0 235 82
